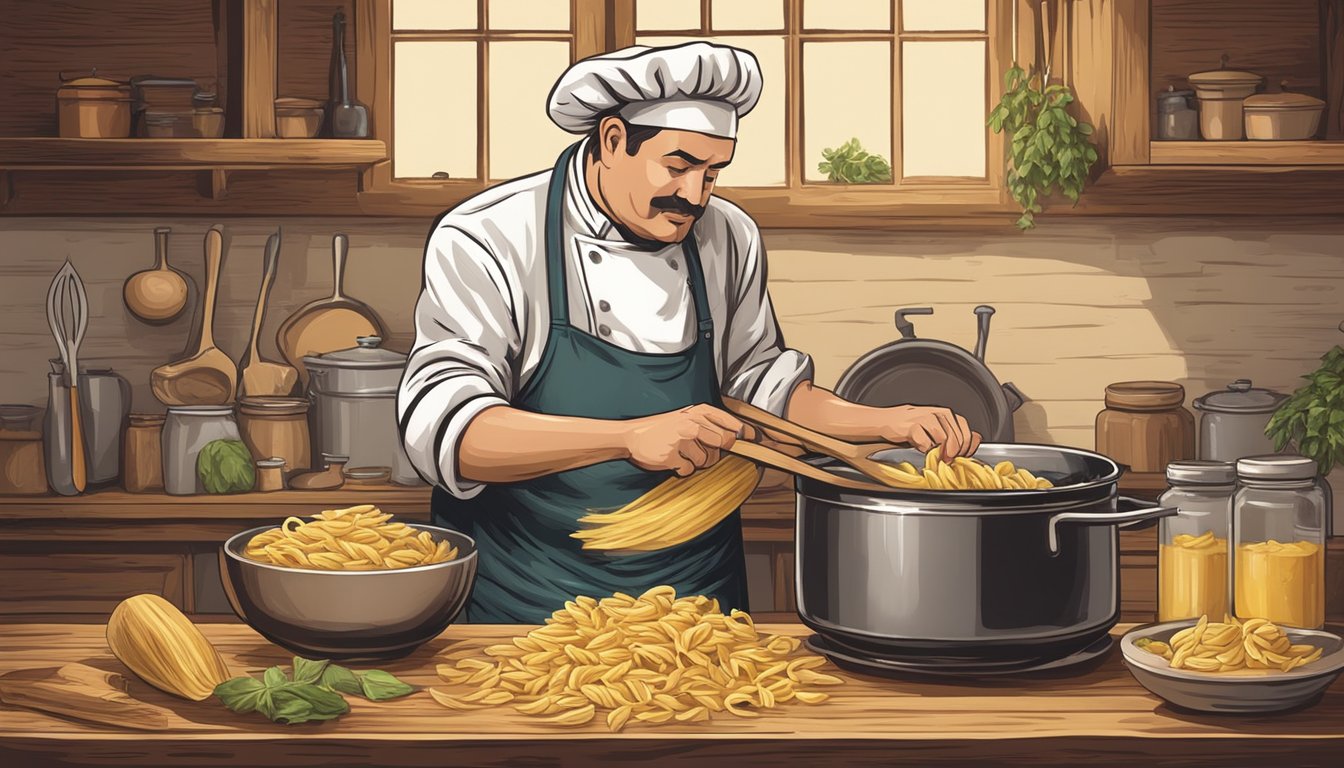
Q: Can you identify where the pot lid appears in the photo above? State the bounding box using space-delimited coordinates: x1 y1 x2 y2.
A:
58 70 131 98
1165 460 1237 485
1236 455 1316 481
1192 379 1287 414
304 336 406 368
256 457 287 468
239 396 309 415
344 465 391 480
1188 68 1262 87
1158 86 1194 102
1104 381 1185 410
1244 91 1325 110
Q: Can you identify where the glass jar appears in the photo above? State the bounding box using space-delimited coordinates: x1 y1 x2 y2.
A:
162 406 239 495
1156 86 1199 140
237 397 311 472
1233 455 1327 629
1158 460 1235 621
122 413 165 493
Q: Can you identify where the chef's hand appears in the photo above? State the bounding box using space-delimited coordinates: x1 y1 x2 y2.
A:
624 405 751 476
879 405 981 458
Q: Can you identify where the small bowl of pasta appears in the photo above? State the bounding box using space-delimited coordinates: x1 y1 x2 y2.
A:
221 504 477 660
1121 617 1344 713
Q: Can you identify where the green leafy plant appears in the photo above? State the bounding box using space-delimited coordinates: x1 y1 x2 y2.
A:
818 138 893 183
987 65 1098 229
1266 343 1344 475
214 656 415 724
196 439 255 494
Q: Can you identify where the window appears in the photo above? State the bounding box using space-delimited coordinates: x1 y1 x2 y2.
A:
359 0 1009 223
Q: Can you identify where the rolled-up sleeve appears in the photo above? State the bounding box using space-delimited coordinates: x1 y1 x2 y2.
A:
398 225 517 499
718 216 813 417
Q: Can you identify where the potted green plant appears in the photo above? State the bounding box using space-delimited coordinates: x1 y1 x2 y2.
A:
1266 329 1344 531
817 138 892 183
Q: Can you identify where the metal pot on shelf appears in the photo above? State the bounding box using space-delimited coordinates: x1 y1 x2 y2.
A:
1191 379 1288 462
795 444 1176 673
835 305 1024 442
304 336 422 486
44 360 131 495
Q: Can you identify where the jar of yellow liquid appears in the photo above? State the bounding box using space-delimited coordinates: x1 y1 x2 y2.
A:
1233 455 1327 629
1158 461 1235 621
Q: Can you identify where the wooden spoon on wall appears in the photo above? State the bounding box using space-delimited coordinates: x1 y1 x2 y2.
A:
151 226 237 406
239 229 298 397
276 233 386 389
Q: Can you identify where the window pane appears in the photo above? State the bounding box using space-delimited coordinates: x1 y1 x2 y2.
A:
489 42 574 179
489 0 570 31
803 0 890 31
636 35 787 186
636 0 700 31
901 41 985 177
394 41 478 179
804 42 891 183
394 0 476 31
711 0 784 31
902 0 985 32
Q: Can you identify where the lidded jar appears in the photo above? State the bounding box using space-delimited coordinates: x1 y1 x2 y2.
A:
162 405 239 496
1233 455 1327 629
1158 460 1235 621
1095 381 1196 474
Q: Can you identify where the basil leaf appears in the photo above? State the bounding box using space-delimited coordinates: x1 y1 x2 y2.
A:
268 688 317 724
268 684 348 724
263 666 289 688
288 682 350 716
214 676 267 713
255 687 276 720
357 669 415 701
319 663 363 695
292 656 329 685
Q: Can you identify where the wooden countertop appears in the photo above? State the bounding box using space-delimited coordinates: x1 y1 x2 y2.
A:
1 622 1341 767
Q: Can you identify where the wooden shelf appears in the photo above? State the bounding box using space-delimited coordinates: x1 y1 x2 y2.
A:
0 138 386 170
1149 140 1344 166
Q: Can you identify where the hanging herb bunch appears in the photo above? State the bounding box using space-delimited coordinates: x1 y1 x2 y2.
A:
987 0 1099 229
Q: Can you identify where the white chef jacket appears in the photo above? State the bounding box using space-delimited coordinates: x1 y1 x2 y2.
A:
398 139 813 499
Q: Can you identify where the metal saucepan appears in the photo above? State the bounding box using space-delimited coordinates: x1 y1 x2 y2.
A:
795 443 1175 670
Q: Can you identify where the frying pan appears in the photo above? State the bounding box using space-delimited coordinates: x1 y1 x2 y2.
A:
835 305 1024 442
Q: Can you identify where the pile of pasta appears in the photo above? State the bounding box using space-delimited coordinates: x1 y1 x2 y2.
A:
429 586 840 731
242 504 458 570
869 446 1054 491
1136 614 1324 673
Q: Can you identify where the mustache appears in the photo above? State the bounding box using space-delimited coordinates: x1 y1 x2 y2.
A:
649 195 705 218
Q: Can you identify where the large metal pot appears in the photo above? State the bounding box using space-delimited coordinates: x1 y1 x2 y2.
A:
1192 379 1287 462
795 444 1175 670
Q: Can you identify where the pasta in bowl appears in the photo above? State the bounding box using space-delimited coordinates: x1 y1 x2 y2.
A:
221 506 477 660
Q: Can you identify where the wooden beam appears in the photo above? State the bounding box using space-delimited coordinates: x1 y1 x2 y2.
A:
242 0 278 138
1326 0 1344 140
0 139 386 168
1069 0 1116 169
1111 0 1151 164
574 0 605 59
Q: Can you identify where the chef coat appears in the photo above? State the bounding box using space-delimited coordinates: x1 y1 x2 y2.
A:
399 138 813 498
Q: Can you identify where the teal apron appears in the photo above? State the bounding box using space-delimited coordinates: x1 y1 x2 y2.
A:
431 142 749 624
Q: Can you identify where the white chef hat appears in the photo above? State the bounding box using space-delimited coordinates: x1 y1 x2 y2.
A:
547 42 762 139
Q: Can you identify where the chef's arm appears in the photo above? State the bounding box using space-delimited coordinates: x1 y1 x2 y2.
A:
785 380 981 458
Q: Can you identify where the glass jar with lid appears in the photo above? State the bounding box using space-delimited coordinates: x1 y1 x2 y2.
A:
1158 460 1236 621
162 405 240 495
1233 455 1327 629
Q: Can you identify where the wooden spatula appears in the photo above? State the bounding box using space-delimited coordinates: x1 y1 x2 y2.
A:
239 229 299 398
151 226 237 406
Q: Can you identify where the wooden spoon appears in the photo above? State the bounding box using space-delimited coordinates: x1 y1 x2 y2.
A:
239 229 298 397
123 227 189 324
728 440 892 493
151 226 237 406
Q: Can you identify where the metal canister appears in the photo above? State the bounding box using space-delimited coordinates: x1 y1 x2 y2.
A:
162 406 239 495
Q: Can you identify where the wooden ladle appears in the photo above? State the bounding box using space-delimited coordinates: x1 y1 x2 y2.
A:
123 227 189 324
151 226 237 406
238 229 298 398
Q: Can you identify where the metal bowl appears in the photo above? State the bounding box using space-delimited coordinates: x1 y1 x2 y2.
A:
1121 621 1344 713
220 524 477 660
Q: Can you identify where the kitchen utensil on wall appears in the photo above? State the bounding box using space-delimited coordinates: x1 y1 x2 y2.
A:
161 405 240 495
304 337 421 486
44 362 131 495
1192 379 1288 462
1156 86 1199 140
795 443 1176 672
123 227 190 324
277 234 386 389
289 453 347 490
56 70 132 138
1243 83 1325 140
0 404 47 495
122 413 165 493
239 229 299 398
45 261 88 493
1094 381 1195 474
326 11 369 138
152 226 237 406
1188 58 1263 141
835 306 1024 442
237 397 310 473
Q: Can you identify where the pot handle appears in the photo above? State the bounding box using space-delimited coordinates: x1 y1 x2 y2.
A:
1047 496 1177 555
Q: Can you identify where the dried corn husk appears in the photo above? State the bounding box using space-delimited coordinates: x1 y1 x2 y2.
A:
105 594 232 701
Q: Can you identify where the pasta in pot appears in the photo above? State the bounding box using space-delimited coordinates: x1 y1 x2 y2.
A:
868 446 1054 491
243 504 458 570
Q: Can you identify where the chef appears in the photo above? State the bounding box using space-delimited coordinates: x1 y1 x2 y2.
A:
399 42 981 623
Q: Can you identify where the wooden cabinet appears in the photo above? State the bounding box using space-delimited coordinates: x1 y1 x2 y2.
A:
0 552 186 618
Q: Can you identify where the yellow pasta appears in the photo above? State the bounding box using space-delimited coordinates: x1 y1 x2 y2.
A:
429 586 839 730
869 446 1054 491
243 504 458 570
1136 614 1324 673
